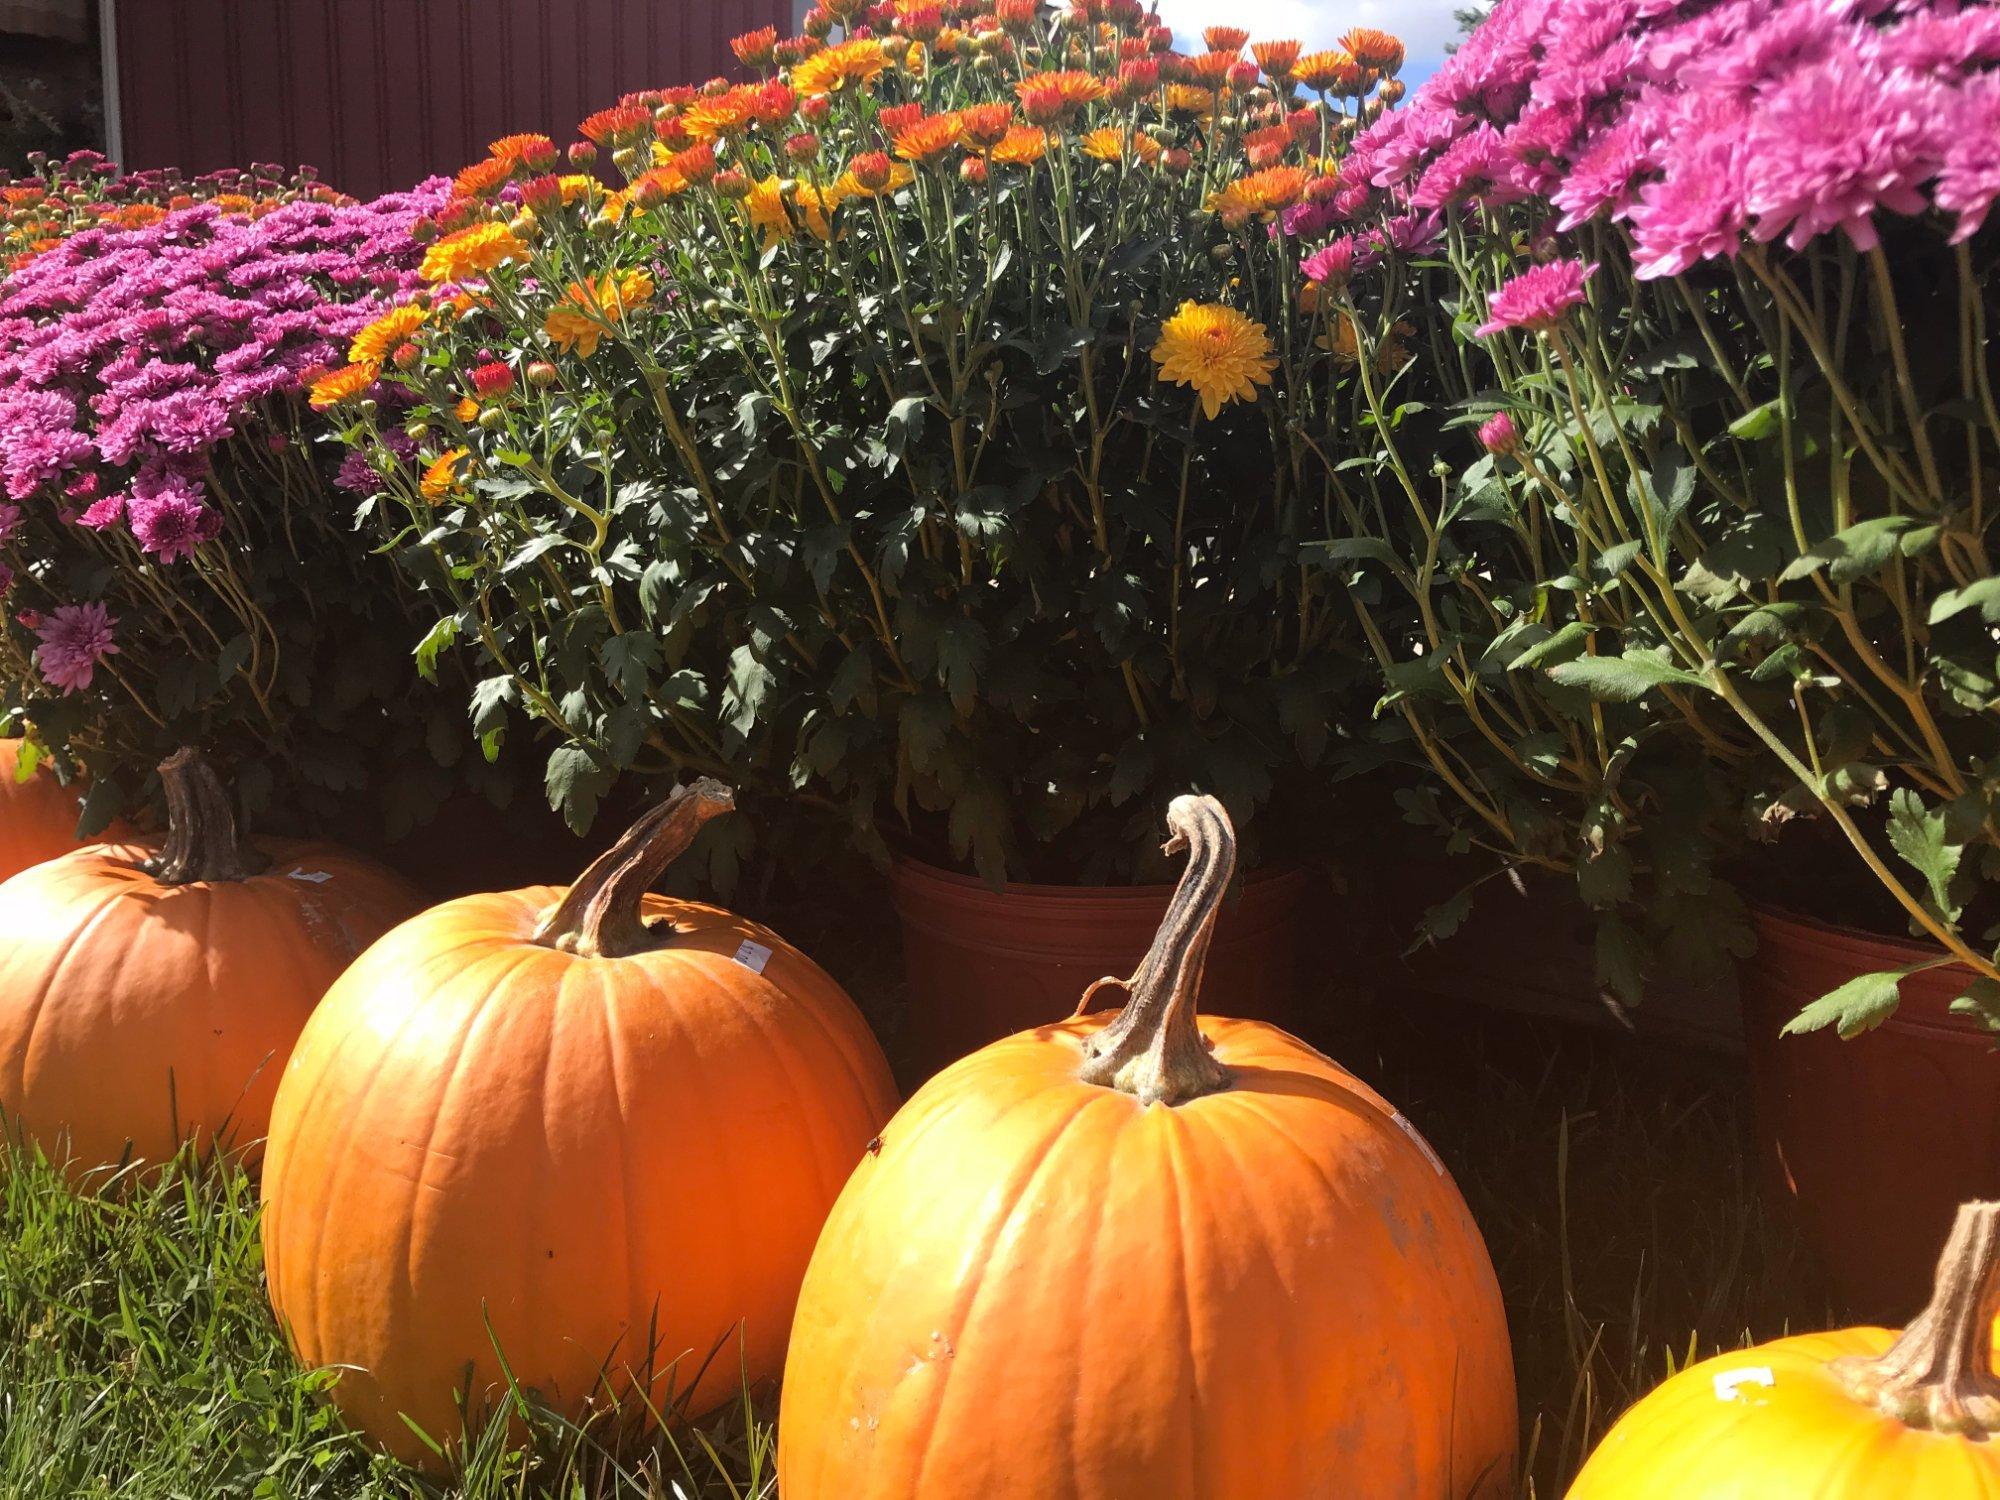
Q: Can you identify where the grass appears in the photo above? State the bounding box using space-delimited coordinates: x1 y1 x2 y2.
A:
0 978 1829 1498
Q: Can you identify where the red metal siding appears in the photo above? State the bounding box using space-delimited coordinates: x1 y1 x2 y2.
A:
112 0 794 197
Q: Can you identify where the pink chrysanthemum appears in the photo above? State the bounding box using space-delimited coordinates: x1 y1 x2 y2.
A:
128 470 217 563
1479 412 1521 456
35 601 119 694
1742 49 1944 252
1475 258 1597 338
1301 236 1359 287
1936 74 2000 243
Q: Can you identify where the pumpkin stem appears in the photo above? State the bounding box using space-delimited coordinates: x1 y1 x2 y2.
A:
1074 792 1232 1106
1832 1200 2000 1436
533 778 735 959
143 748 267 885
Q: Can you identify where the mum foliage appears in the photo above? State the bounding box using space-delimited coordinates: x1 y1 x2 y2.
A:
1301 0 2000 1020
0 173 507 836
336 0 1403 881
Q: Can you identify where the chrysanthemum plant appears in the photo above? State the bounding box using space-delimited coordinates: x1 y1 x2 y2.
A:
333 1 1402 882
1300 0 2000 1025
0 173 514 838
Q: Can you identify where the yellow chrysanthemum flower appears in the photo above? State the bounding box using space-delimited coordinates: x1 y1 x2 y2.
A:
1079 128 1163 165
742 176 844 248
420 447 470 502
347 303 429 370
1152 302 1277 419
419 221 528 284
542 269 656 358
307 363 377 410
453 396 480 423
791 38 889 97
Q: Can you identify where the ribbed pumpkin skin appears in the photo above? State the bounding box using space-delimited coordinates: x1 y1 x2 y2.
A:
0 838 419 1170
1567 1330 2000 1498
0 739 92 881
780 1013 1518 1500
261 888 898 1467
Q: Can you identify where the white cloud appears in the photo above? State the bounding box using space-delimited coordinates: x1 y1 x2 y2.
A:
1143 0 1465 82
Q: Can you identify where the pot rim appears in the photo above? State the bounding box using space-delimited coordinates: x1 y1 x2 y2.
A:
1748 898 1976 973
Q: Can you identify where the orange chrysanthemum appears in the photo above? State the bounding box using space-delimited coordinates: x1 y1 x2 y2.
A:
210 193 256 216
488 133 555 171
791 38 890 97
453 396 480 423
1340 27 1405 73
453 158 512 200
835 154 915 197
308 363 377 410
1252 39 1302 76
989 126 1050 166
742 175 846 247
1152 302 1276 419
578 103 654 147
682 87 759 142
1294 49 1362 93
348 303 430 370
1164 83 1216 118
1014 70 1108 125
1244 124 1295 168
1207 164 1310 221
957 103 1016 152
543 268 656 357
892 111 965 163
1176 50 1236 88
419 221 529 284
420 447 471 501
106 204 166 229
1203 26 1250 53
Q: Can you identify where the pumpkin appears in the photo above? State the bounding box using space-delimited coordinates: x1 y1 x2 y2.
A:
0 747 419 1172
260 778 898 1467
0 738 102 880
1567 1198 2000 1496
779 793 1518 1500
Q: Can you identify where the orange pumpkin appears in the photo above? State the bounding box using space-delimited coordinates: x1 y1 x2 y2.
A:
0 737 97 880
261 779 898 1467
0 747 419 1171
780 793 1518 1500
1568 1199 2000 1497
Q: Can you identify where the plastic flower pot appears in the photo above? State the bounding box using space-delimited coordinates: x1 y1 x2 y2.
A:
1741 904 2000 1320
888 855 1314 1086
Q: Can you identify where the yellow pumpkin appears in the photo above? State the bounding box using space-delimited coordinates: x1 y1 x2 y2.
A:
780 793 1517 1500
1568 1199 2000 1497
262 779 898 1467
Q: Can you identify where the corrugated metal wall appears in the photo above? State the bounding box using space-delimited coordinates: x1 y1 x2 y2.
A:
110 0 794 197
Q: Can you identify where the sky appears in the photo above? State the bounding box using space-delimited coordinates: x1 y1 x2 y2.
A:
1148 0 1465 90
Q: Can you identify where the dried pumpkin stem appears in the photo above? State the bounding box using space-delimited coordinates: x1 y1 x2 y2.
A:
534 777 735 959
1075 792 1233 1106
143 747 267 886
1832 1200 2000 1436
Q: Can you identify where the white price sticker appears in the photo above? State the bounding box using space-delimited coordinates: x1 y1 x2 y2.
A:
1712 1367 1774 1402
287 868 333 885
731 938 773 974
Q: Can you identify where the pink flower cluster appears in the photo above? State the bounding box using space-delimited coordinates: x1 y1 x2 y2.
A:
1304 0 2000 283
0 179 444 691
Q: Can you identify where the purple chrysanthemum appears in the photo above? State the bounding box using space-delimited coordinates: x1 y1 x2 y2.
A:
34 601 118 694
1936 74 2000 243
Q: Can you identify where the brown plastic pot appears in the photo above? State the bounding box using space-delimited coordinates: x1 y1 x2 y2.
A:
1741 904 2000 1320
888 855 1314 1085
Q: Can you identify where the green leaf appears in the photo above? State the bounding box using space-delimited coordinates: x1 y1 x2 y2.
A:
1547 650 1705 701
1885 787 1964 923
1727 398 1784 441
1313 536 1403 571
1779 515 1919 584
1781 968 1909 1039
1509 621 1591 671
1929 577 2000 625
600 632 662 700
1950 978 2000 1031
722 644 775 741
469 676 519 737
884 395 927 460
11 738 39 784
1589 540 1642 583
1577 843 1633 907
934 616 988 716
544 743 612 835
1594 915 1648 1007
215 633 254 688
413 616 459 684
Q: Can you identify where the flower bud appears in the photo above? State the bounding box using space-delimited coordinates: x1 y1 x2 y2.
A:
526 360 559 389
568 140 598 167
713 169 753 200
